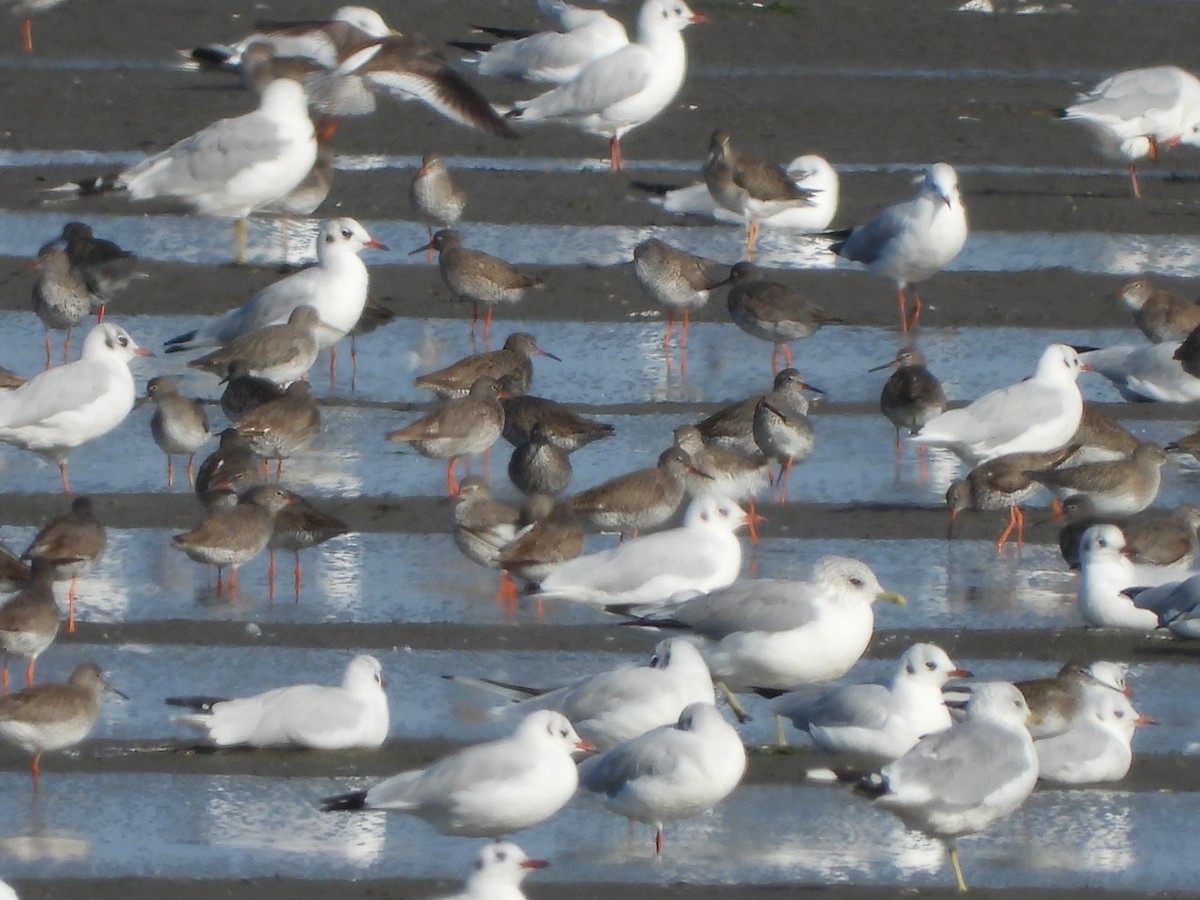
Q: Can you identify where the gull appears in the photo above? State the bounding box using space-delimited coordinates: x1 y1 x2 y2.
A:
911 343 1085 466
828 163 967 332
646 154 839 231
1078 340 1200 402
0 323 149 493
579 703 746 854
1059 66 1200 198
321 709 591 836
1034 685 1151 785
536 494 748 609
430 842 548 900
454 637 715 751
1016 660 1131 740
703 130 818 257
451 0 629 84
0 661 126 790
506 0 707 171
1123 573 1200 639
617 557 906 693
1116 278 1200 343
772 643 969 770
1076 523 1183 631
166 654 388 749
57 76 318 262
857 682 1039 894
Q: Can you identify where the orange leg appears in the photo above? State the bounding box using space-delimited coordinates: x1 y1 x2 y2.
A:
229 566 239 597
778 456 794 504
662 311 676 350
67 577 77 633
771 345 780 374
30 751 41 792
746 220 759 259
267 550 276 603
446 457 461 496
24 656 35 687
781 343 794 368
95 303 106 323
43 329 52 370
329 345 338 389
995 506 1020 553
166 456 175 490
609 136 622 172
1 661 8 695
186 455 196 489
293 552 302 600
482 307 494 350
1129 162 1142 199
655 826 664 855
896 288 909 333
21 17 33 53
680 308 692 351
746 500 761 545
905 288 924 332
62 326 72 363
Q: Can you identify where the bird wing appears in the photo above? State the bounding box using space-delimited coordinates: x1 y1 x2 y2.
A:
519 44 652 118
883 722 1031 807
580 726 688 796
774 682 891 730
671 581 821 638
0 360 112 429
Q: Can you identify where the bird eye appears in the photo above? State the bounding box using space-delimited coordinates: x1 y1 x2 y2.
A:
118 336 128 347
850 576 864 587
650 653 662 667
925 660 938 670
496 851 507 862
341 228 352 239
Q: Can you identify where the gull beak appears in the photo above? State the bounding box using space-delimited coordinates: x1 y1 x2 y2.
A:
364 239 389 251
575 738 597 753
1136 714 1158 726
135 347 155 357
689 12 710 23
878 590 906 606
521 859 550 870
1027 709 1043 727
949 668 973 678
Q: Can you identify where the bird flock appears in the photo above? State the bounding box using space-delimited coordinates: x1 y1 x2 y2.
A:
0 0 1198 897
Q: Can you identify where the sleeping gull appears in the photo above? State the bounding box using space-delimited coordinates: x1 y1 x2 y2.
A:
506 0 706 171
452 637 715 751
1059 66 1200 198
1034 685 1150 785
431 842 548 900
0 322 149 493
165 654 388 749
828 163 967 332
321 709 591 836
579 702 746 854
616 557 905 693
857 681 1039 894
1076 523 1183 631
772 643 969 770
536 494 748 608
911 343 1085 466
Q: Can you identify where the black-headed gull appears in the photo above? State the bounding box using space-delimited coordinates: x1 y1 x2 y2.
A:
189 6 393 71
507 0 706 171
858 682 1039 894
1123 573 1200 639
452 0 629 85
579 702 746 854
772 643 969 770
166 654 388 749
432 842 548 900
1076 523 1183 631
828 163 967 332
537 494 748 608
0 322 149 493
164 218 386 365
1079 340 1200 402
1034 685 1151 785
0 661 126 791
618 558 905 693
1059 66 1200 199
912 343 1085 466
456 637 715 751
321 709 592 836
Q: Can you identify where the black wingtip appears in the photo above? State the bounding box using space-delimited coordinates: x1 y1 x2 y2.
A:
322 790 369 812
446 39 494 55
164 330 197 349
165 695 228 712
1055 107 1070 120
854 772 889 799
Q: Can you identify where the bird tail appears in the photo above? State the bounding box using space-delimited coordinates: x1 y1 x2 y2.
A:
164 330 198 353
44 175 126 198
165 696 229 712
854 772 890 799
322 790 370 812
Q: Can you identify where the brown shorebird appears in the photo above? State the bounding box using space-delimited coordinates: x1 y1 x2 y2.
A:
410 153 467 247
413 230 544 347
0 565 59 693
1053 494 1115 570
30 238 91 367
21 496 105 633
672 424 769 542
632 238 728 351
502 394 614 451
1174 324 1200 379
188 305 321 387
497 497 584 609
703 130 816 258
753 369 816 503
453 476 521 602
59 222 139 322
571 446 695 540
0 366 24 391
1116 278 1200 343
195 428 266 510
1067 403 1139 464
416 333 559 399
1015 660 1130 739
946 445 1077 552
141 376 211 489
508 423 572 497
695 370 822 456
870 346 946 454
0 544 30 592
1026 441 1167 518
0 661 126 791
725 262 843 372
1125 505 1200 568
387 376 505 495
219 361 285 422
267 490 349 601
173 485 296 596
234 381 321 478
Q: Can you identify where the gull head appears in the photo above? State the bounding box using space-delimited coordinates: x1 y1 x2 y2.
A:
84 322 152 363
518 709 595 754
639 0 708 34
319 217 388 256
1078 523 1134 569
920 162 960 208
898 643 971 685
470 842 549 885
811 556 905 607
1034 343 1086 382
682 494 748 533
332 6 394 38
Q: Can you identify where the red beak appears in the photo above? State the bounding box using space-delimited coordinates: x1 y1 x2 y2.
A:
364 239 389 251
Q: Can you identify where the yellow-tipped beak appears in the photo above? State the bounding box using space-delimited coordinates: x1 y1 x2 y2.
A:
878 590 906 606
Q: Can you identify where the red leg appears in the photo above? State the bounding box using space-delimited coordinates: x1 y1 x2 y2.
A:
229 566 239 597
67 577 77 633
905 288 923 331
662 311 676 350
609 137 622 172
329 345 338 389
43 329 51 370
2 661 8 695
482 307 494 350
30 752 40 792
446 457 460 496
1129 162 1142 199
995 506 1018 553
59 460 70 494
746 500 761 545
95 303 106 323
778 456 794 504
680 308 691 351
781 343 794 368
24 656 34 687
186 455 196 489
166 457 175 489
655 826 664 855
1015 505 1026 549
21 17 32 53
771 345 780 374
896 288 909 333
746 220 759 259
293 552 302 600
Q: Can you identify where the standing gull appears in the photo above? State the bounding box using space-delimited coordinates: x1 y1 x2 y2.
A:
828 163 967 332
506 0 706 171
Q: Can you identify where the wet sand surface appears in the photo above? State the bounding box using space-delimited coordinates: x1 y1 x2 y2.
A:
1 0 1200 894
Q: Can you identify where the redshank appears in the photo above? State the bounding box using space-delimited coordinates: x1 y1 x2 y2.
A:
1027 441 1167 518
508 422 572 497
173 485 296 596
0 544 30 592
0 661 126 790
141 376 211 489
828 163 968 332
453 476 521 601
387 375 505 495
696 369 822 456
188 304 321 387
413 230 544 347
753 368 816 503
870 346 946 453
725 262 843 372
570 446 695 540
498 497 585 596
58 222 139 322
219 361 285 422
632 238 728 352
1068 403 1139 464
21 496 106 632
30 238 91 367
416 332 559 399
502 394 614 451
1116 278 1200 342
267 490 349 601
411 153 467 244
703 130 816 258
234 381 321 478
195 428 266 510
0 564 59 693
